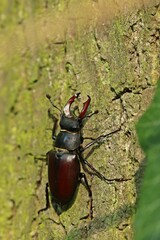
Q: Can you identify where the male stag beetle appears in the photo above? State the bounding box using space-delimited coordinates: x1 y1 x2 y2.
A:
39 92 120 219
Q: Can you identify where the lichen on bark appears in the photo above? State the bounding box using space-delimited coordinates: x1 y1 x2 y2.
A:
0 1 159 239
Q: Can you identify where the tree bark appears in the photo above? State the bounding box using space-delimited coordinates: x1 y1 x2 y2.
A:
0 1 159 239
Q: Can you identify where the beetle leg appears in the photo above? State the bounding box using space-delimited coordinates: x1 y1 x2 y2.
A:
34 154 47 164
80 156 107 182
38 183 50 215
80 155 128 183
79 173 93 219
83 110 99 120
26 153 47 163
48 108 58 140
46 94 61 112
81 135 109 152
81 127 121 152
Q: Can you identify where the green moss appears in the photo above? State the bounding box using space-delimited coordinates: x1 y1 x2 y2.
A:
0 1 159 239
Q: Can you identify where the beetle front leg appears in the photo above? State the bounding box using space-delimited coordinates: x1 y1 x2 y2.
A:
79 173 93 219
83 110 99 120
48 108 58 140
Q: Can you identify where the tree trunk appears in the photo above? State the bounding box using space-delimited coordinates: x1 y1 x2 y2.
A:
0 1 159 239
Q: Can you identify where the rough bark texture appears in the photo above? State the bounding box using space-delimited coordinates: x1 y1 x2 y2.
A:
0 1 159 239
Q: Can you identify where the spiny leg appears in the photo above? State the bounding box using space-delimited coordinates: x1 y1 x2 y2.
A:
83 110 99 119
79 127 131 182
37 184 64 229
80 173 93 219
47 108 58 140
80 154 130 183
80 155 107 182
25 152 47 164
81 127 121 153
34 154 47 163
46 94 61 140
46 94 61 112
38 183 50 215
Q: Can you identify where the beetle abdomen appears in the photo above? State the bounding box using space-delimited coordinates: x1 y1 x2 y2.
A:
47 151 80 206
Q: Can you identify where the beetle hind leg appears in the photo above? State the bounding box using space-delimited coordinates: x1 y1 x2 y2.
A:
38 183 50 215
79 172 93 219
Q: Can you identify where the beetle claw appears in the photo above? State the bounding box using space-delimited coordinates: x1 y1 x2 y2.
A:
79 95 91 119
63 92 81 117
63 92 91 119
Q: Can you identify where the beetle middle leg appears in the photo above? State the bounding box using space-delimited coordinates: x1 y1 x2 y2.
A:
79 172 93 219
79 151 128 183
80 155 108 182
81 127 121 153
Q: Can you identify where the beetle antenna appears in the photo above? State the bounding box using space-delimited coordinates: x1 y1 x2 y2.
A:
46 94 61 112
85 110 99 119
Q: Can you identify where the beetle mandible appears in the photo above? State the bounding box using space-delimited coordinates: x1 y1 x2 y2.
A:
39 92 120 219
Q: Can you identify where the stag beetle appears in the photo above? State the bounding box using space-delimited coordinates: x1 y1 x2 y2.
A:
39 93 120 219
